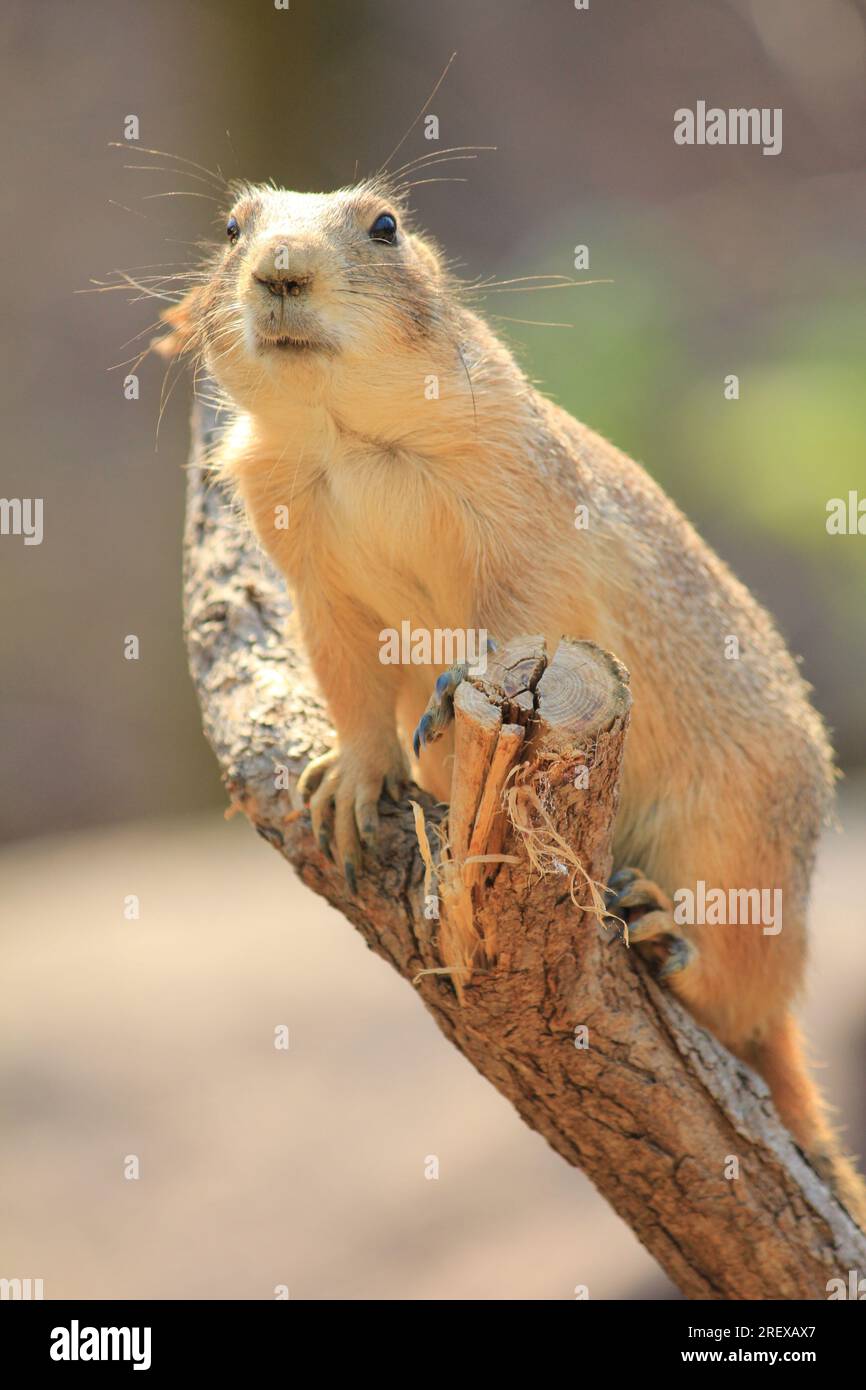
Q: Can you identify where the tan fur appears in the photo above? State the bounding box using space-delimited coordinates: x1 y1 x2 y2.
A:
164 180 865 1226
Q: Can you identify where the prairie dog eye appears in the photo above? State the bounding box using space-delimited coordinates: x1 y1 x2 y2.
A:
369 212 397 244
226 216 241 244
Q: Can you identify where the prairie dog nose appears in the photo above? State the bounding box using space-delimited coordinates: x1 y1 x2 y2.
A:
252 239 315 297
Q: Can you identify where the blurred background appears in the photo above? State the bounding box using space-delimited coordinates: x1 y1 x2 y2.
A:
2 0 865 1299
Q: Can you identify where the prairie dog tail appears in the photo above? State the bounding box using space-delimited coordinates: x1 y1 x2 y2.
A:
745 1013 866 1231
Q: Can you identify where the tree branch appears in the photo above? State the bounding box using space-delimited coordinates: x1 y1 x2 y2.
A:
183 401 866 1300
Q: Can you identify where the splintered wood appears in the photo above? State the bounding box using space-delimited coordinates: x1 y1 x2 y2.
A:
434 634 631 996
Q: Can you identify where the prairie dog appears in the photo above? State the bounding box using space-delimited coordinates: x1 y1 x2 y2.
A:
159 176 865 1227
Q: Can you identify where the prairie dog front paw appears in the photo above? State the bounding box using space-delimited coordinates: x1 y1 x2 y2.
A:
298 742 409 891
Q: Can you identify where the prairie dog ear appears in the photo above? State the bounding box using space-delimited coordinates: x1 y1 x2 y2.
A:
152 285 203 359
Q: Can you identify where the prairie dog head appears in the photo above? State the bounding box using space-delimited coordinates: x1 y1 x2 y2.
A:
158 180 449 412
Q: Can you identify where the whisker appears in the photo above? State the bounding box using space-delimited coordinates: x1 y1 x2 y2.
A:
123 163 226 193
141 191 222 203
108 342 156 374
155 345 193 449
466 279 614 296
164 236 220 249
387 144 495 180
113 317 169 354
456 343 478 432
223 129 240 178
106 260 197 271
470 273 580 289
109 142 226 186
396 176 469 191
489 315 574 328
78 269 191 303
108 199 150 220
377 52 458 174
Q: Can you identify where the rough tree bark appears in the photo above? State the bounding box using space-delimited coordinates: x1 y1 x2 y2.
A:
183 401 866 1300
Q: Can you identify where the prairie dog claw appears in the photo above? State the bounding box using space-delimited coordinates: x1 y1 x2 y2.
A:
604 865 696 981
413 662 468 757
298 745 408 891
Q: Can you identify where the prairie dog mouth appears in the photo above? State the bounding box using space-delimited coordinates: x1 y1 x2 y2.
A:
256 332 316 351
253 324 336 355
